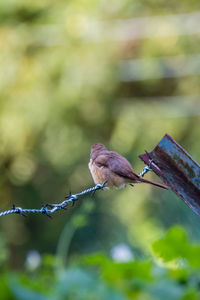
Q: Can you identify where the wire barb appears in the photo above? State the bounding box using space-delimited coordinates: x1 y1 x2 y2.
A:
13 205 27 217
138 160 153 177
41 206 53 218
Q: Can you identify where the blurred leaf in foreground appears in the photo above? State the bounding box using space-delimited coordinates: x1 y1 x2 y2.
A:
152 226 200 268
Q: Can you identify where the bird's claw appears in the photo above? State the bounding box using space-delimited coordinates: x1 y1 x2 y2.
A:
92 181 107 196
69 195 78 206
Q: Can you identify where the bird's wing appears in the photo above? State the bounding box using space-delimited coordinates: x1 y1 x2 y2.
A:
108 152 140 180
94 151 139 180
93 151 168 189
94 153 109 168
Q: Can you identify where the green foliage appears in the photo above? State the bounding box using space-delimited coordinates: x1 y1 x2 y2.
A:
0 226 200 300
0 0 200 261
152 226 200 268
0 0 200 299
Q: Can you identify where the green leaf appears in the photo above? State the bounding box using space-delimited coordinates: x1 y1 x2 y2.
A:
152 226 200 268
152 226 188 262
54 267 128 300
8 276 50 300
148 280 184 300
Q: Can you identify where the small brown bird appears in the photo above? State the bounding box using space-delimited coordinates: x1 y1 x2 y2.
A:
89 143 168 190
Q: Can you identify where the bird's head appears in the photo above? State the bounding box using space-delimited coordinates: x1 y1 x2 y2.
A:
90 143 107 158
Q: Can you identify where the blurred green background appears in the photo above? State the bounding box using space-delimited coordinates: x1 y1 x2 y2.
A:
0 0 200 299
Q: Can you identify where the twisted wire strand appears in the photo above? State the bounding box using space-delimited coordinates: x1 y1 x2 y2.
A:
0 183 106 218
0 164 152 218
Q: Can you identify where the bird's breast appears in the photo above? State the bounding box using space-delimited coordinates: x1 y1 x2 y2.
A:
88 159 106 185
88 159 128 188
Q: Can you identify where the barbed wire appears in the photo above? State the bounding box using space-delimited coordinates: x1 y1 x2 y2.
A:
0 165 152 218
0 182 107 218
138 164 152 177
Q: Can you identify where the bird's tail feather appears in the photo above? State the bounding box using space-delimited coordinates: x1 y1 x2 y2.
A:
137 177 169 190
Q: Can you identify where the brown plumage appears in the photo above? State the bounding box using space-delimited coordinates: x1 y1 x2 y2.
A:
88 143 168 190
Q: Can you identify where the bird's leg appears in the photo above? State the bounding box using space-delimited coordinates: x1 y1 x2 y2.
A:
91 187 98 197
91 181 107 196
138 159 153 178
